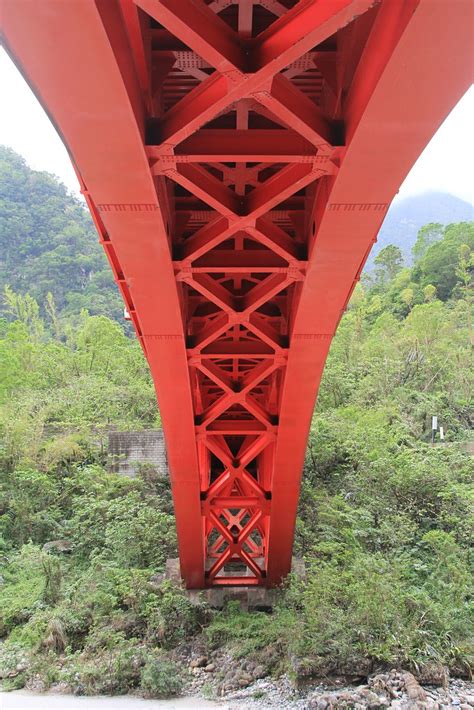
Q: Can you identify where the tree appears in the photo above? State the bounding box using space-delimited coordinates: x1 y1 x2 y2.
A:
423 284 437 302
45 292 61 340
374 244 403 284
415 222 474 300
400 287 414 311
412 223 444 262
455 243 473 301
3 285 44 341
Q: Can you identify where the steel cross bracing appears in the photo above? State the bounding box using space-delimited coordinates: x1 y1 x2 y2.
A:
136 0 355 588
2 0 472 588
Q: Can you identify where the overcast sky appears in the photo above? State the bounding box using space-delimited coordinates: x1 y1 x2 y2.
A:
1 48 473 205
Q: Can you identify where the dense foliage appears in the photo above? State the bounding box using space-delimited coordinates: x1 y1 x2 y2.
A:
0 152 472 697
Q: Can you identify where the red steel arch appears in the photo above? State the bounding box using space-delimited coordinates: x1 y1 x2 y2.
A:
2 0 471 588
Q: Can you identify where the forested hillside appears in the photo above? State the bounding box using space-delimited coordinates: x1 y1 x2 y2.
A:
0 150 473 700
0 146 122 321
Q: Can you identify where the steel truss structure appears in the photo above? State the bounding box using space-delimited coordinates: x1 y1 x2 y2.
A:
2 0 472 588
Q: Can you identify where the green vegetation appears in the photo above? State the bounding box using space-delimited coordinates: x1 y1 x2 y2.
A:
0 149 472 696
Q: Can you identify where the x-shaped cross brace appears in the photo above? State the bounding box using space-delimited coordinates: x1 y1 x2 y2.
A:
201 433 273 581
136 0 374 147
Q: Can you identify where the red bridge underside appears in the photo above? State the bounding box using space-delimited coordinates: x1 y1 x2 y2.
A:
2 0 471 588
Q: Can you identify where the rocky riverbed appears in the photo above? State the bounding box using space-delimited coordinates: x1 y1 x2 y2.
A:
187 664 474 709
3 641 473 709
2 672 473 710
3 674 473 710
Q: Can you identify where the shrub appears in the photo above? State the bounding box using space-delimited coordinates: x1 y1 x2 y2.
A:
0 545 46 636
0 643 30 690
67 491 177 568
289 548 473 671
144 581 209 648
139 651 183 698
60 641 145 695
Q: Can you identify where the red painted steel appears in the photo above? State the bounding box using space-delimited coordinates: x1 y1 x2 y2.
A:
2 0 472 588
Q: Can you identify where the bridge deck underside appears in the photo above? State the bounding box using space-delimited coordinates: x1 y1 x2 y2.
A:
2 0 471 587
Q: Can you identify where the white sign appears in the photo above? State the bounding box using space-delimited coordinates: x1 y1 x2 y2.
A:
440 427 445 440
432 416 438 430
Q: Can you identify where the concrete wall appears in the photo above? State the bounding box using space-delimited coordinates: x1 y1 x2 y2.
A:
108 430 168 478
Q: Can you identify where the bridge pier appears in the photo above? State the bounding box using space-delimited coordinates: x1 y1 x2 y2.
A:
160 557 305 610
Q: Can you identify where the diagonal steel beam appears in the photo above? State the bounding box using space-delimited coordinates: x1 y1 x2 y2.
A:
192 313 230 351
247 218 302 262
134 0 246 72
252 0 378 71
193 360 234 394
254 74 336 148
159 163 242 217
241 273 291 313
200 358 281 428
245 162 329 217
184 273 237 312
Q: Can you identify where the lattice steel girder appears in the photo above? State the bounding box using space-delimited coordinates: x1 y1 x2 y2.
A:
2 0 472 589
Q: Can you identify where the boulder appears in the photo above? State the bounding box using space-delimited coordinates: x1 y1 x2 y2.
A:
190 655 208 668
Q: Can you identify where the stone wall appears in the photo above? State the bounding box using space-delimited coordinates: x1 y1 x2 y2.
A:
108 430 168 478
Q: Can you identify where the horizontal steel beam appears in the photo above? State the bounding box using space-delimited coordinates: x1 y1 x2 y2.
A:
147 129 319 162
